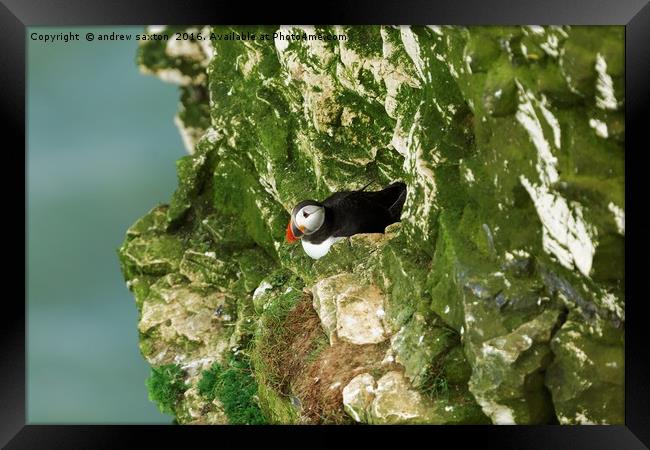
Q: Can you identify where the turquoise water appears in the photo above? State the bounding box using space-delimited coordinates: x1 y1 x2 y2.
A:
27 26 183 423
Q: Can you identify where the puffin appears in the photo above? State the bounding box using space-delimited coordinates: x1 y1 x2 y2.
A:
285 181 407 259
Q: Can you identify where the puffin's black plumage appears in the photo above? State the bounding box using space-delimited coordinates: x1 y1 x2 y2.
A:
298 182 407 245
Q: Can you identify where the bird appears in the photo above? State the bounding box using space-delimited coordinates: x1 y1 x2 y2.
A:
285 181 407 259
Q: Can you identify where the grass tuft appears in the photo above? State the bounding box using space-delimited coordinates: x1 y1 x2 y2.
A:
197 352 266 425
146 364 188 417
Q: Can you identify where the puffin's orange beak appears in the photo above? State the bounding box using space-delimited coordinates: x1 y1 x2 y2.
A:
286 220 304 243
286 221 297 243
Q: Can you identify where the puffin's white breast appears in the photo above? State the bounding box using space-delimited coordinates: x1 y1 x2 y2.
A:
301 236 343 259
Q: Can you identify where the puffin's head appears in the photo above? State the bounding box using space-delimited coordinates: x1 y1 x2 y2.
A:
286 200 325 243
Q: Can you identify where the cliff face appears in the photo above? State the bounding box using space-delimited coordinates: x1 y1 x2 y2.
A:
118 25 624 425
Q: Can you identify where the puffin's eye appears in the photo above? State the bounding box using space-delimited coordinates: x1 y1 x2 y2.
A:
303 211 310 218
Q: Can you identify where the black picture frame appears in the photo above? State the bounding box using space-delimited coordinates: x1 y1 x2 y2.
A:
4 0 648 448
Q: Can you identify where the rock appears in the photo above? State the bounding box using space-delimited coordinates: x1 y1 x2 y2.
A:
121 235 184 276
336 284 387 345
482 59 518 117
463 31 501 73
179 250 230 287
119 25 624 424
545 313 624 424
371 371 427 424
138 285 232 362
467 308 561 424
311 274 345 343
312 273 387 345
442 346 473 385
342 373 376 422
342 371 428 424
389 313 456 387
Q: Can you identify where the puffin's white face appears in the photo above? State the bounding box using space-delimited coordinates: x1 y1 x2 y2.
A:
294 204 325 235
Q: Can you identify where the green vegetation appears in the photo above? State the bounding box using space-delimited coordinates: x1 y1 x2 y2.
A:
420 371 450 399
146 364 188 416
197 353 266 425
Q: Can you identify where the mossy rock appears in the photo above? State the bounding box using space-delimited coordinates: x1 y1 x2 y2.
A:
120 25 624 425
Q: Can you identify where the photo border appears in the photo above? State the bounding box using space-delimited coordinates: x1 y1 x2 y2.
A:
4 0 648 447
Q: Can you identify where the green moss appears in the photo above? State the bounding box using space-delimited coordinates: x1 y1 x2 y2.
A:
139 333 155 358
463 30 501 72
127 276 153 312
378 238 433 333
343 26 383 57
536 63 582 107
167 146 216 226
235 248 275 293
212 153 285 258
442 346 473 384
482 56 518 117
426 210 465 331
178 85 211 130
174 335 201 354
125 205 169 238
121 234 185 276
146 364 188 416
197 353 266 425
